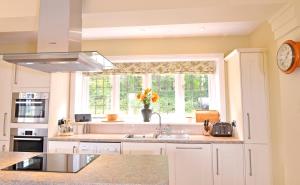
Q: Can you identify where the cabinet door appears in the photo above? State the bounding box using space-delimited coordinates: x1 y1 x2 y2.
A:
245 144 271 185
122 142 165 155
79 142 98 154
0 140 9 152
213 144 244 185
0 60 12 140
48 141 79 154
12 65 50 89
166 144 213 185
241 52 269 144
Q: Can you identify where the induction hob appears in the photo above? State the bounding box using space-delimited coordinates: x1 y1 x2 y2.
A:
2 153 100 173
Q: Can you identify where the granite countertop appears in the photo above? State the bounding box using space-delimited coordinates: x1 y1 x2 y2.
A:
49 134 243 144
0 152 168 185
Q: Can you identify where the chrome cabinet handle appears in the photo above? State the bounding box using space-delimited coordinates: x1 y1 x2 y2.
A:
14 64 18 85
247 113 251 140
176 147 203 150
3 113 7 137
73 146 77 154
2 145 5 152
249 149 253 176
216 148 219 176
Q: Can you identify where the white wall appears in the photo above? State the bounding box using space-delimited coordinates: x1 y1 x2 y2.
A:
48 73 70 137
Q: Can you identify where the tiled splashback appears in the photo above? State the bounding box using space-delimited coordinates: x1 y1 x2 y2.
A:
75 123 204 135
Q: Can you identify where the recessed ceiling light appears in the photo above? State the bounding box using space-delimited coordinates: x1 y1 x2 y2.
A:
199 26 206 31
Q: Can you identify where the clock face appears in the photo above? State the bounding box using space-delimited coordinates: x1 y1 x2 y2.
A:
277 43 294 71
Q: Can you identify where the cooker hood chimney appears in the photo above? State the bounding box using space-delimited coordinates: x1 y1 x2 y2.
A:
2 0 113 73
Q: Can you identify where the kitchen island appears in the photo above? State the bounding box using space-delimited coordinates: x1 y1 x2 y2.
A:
0 152 169 185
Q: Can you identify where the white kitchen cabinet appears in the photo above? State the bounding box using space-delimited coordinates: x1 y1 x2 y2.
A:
0 140 9 152
79 142 121 154
0 60 13 141
12 64 50 89
122 142 165 155
245 144 271 185
166 144 213 185
48 141 79 154
226 49 269 144
212 144 244 185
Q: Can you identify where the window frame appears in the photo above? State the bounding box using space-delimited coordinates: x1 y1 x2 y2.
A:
74 54 226 122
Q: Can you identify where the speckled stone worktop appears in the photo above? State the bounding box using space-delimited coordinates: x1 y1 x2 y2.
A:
49 134 243 144
0 152 169 185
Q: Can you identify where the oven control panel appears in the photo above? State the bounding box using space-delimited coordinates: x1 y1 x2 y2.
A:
18 129 36 136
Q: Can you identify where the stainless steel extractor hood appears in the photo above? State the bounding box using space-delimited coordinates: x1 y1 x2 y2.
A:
3 51 114 73
2 0 113 73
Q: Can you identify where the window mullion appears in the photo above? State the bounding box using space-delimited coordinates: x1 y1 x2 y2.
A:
112 75 120 113
175 74 185 118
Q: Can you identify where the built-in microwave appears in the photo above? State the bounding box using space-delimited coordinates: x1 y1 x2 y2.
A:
11 92 49 124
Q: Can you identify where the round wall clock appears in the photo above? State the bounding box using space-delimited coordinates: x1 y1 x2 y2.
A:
277 40 300 74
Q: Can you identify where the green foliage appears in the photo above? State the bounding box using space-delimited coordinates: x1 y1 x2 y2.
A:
89 75 112 115
184 74 209 114
88 73 210 117
120 75 143 114
152 74 175 113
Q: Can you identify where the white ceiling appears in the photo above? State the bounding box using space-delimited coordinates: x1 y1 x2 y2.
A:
0 0 290 41
83 22 261 40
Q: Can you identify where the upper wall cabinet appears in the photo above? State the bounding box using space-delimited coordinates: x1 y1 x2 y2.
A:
225 49 269 144
0 60 12 140
12 65 51 90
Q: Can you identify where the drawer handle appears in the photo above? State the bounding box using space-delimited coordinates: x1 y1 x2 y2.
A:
249 149 253 176
247 113 251 140
216 148 219 176
14 64 18 85
3 113 7 137
176 147 203 150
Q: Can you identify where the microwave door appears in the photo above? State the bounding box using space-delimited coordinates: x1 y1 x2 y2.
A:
15 100 45 117
12 99 47 123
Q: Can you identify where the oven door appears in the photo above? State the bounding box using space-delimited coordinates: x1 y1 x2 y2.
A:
12 98 48 123
13 136 44 152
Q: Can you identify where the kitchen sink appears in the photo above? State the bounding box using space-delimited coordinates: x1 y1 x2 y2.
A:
157 134 190 140
124 134 190 140
125 134 158 139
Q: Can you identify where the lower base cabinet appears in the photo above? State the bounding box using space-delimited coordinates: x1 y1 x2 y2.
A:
79 142 121 154
0 140 9 152
48 141 79 154
122 142 165 155
212 144 244 185
166 144 213 185
245 144 271 185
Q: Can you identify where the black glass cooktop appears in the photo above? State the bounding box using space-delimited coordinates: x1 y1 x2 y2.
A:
2 153 100 173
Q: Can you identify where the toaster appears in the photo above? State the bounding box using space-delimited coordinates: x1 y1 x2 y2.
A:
211 121 236 137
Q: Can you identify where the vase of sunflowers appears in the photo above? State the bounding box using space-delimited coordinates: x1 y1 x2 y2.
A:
136 88 159 122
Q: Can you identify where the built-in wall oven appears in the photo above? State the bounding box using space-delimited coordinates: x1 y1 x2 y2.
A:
10 128 48 153
11 92 49 123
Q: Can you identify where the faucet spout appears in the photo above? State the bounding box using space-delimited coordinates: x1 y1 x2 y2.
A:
151 112 162 135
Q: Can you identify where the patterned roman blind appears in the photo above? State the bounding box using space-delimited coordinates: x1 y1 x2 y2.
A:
85 61 216 75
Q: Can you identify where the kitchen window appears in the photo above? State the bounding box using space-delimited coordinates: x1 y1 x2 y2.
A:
120 75 143 115
88 75 112 116
79 55 226 122
152 74 175 114
184 74 210 114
